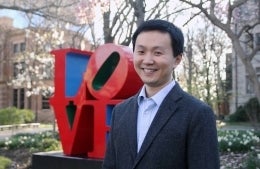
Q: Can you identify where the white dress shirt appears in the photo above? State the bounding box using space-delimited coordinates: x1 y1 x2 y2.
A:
137 80 175 152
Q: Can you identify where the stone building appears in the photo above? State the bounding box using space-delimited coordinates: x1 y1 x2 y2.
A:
227 0 260 114
0 16 92 122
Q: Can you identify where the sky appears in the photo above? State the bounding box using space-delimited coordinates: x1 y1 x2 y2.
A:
0 9 28 28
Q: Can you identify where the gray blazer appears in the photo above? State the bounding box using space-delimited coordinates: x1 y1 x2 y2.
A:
102 83 220 169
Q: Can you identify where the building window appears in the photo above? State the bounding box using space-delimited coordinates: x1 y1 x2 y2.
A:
20 42 26 52
13 89 18 107
226 64 232 91
13 88 25 109
20 89 25 108
246 73 260 94
255 33 260 46
244 34 253 53
42 96 50 109
256 67 260 74
13 43 19 53
13 42 26 53
247 67 260 94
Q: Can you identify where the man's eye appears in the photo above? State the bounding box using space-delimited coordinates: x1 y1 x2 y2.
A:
137 51 144 54
154 51 162 56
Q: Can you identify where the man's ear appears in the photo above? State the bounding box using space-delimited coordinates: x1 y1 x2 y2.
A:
173 54 182 67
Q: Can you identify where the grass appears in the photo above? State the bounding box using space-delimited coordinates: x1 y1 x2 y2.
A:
0 156 11 169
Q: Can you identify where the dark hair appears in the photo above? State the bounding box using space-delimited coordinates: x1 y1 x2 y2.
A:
132 19 184 57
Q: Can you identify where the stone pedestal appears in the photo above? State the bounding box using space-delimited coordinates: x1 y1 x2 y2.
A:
32 151 103 169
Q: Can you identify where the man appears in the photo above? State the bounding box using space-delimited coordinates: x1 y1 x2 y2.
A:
102 19 220 169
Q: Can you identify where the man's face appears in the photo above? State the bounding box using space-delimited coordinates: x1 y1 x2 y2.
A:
133 30 181 90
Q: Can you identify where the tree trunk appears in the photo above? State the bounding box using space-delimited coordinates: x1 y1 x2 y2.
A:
103 11 114 43
131 0 145 26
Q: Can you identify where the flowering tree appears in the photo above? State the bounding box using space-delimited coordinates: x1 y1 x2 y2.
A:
6 27 67 121
8 28 65 98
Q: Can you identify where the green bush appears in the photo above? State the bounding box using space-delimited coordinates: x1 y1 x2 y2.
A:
227 106 249 122
0 107 34 125
19 109 35 123
38 138 61 152
227 97 260 123
0 107 23 125
0 156 11 169
244 97 260 122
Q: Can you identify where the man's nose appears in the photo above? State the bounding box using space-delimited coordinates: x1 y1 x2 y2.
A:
142 54 154 64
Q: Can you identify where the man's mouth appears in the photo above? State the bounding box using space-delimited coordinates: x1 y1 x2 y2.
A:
142 68 157 73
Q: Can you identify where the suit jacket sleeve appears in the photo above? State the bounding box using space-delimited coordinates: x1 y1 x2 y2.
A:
187 104 220 169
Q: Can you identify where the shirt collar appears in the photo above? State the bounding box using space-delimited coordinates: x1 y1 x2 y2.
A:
137 80 175 106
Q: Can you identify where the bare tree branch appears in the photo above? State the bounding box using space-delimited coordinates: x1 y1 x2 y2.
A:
0 1 80 25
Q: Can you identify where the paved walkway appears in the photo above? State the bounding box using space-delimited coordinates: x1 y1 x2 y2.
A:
0 124 53 141
220 125 255 130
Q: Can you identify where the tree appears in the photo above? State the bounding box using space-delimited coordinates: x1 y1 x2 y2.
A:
7 27 63 121
1 0 188 48
1 1 92 120
0 0 80 25
179 0 260 109
181 16 230 115
0 0 92 49
76 0 186 46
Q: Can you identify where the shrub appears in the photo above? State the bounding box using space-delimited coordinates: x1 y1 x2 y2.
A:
38 138 61 152
227 106 249 122
19 109 35 123
0 107 35 125
227 97 260 123
0 107 23 125
244 97 260 123
0 156 11 169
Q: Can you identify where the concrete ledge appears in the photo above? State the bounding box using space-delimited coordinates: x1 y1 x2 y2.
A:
32 151 103 169
0 123 40 131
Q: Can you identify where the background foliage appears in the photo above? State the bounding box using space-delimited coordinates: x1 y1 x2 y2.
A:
0 107 35 125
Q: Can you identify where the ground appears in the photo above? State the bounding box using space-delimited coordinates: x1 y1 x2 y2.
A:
0 148 32 169
0 148 250 169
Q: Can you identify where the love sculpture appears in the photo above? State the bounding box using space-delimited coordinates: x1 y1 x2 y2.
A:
49 43 142 159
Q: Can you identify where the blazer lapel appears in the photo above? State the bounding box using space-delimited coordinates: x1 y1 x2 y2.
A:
133 84 183 168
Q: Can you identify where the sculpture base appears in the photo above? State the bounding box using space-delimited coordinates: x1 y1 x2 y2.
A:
32 151 103 169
